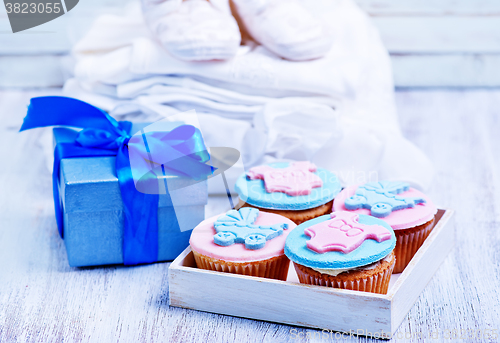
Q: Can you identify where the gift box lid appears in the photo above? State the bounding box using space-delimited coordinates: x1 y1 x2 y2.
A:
54 122 208 214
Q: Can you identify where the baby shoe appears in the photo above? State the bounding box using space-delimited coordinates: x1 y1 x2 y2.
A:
142 0 241 61
231 0 332 61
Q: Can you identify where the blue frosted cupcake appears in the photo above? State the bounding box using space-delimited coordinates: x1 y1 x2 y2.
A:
235 161 341 224
285 211 396 294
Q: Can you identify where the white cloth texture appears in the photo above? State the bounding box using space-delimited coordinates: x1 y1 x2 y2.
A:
141 0 241 61
63 0 434 194
231 0 333 61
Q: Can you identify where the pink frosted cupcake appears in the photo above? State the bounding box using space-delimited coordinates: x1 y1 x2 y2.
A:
189 208 296 280
333 181 437 273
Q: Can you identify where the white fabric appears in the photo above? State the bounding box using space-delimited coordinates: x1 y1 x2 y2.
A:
64 0 434 194
141 0 241 61
232 0 333 61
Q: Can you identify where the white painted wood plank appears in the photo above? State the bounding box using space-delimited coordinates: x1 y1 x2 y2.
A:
0 55 67 88
0 17 70 55
371 17 500 54
355 0 500 16
391 54 500 88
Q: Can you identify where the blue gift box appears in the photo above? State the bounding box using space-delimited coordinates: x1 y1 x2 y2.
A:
53 122 207 267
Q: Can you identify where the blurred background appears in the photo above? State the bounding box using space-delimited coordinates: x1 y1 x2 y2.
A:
1 0 499 88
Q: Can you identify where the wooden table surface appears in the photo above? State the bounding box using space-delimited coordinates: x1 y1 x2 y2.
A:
0 89 499 342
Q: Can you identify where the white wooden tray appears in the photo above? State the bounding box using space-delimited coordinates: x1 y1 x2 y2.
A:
169 209 454 339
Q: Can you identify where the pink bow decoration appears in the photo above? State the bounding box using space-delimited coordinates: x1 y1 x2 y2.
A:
304 212 392 254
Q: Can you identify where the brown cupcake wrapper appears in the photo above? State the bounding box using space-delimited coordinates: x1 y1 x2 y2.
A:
192 250 290 281
293 252 396 294
393 217 435 273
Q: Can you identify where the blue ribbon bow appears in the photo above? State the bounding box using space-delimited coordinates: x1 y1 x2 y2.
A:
20 96 213 265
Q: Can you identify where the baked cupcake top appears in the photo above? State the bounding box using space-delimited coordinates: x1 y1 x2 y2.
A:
333 181 437 230
235 161 341 210
285 211 396 269
189 208 296 262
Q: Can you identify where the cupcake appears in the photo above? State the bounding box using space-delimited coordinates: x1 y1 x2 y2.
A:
189 207 296 280
235 161 341 225
285 211 396 294
333 181 437 273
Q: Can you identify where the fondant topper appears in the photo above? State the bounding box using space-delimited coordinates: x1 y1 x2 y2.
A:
246 161 322 196
213 208 288 250
344 181 426 218
304 212 392 254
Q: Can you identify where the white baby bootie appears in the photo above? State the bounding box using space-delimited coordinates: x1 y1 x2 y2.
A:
231 0 333 61
142 0 241 61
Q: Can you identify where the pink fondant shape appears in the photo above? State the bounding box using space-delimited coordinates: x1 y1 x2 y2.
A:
247 161 323 196
304 212 392 254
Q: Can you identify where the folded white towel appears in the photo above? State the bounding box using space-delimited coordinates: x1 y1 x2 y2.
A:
63 0 434 194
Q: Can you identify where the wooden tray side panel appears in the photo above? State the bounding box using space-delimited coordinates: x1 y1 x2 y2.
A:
169 260 392 334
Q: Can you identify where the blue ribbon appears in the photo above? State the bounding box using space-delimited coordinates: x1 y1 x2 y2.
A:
20 96 213 265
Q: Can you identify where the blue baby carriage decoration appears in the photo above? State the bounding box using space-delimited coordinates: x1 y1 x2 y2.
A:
213 208 288 250
344 181 426 218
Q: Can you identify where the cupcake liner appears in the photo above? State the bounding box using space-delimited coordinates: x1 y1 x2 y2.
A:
393 218 435 273
192 251 290 281
293 253 396 294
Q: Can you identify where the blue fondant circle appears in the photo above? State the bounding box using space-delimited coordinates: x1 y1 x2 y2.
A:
284 214 396 269
235 163 341 210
